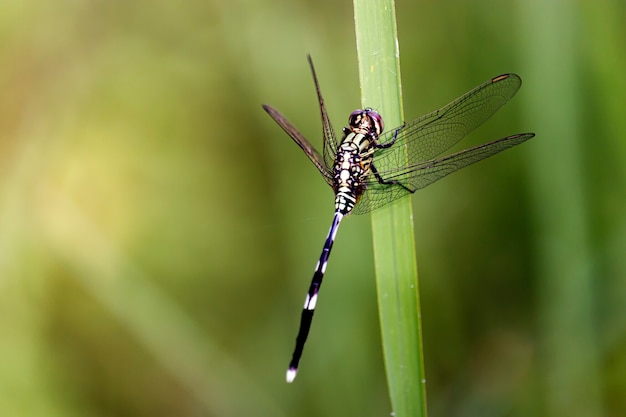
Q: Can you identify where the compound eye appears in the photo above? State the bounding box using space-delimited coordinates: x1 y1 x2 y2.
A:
348 109 384 136
364 108 384 136
348 110 366 126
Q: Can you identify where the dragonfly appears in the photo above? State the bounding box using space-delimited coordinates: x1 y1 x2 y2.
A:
262 55 535 383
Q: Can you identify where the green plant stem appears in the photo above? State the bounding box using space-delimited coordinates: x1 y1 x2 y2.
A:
353 1 427 416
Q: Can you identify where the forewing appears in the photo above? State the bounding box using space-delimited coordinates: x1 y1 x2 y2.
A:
263 104 334 186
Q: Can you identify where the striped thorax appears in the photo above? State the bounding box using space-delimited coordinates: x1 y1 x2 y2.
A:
333 108 384 215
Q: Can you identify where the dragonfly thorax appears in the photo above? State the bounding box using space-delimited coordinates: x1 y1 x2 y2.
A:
331 109 383 215
333 129 377 215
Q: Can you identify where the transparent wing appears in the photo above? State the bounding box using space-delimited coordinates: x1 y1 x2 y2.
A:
307 55 340 169
263 104 334 186
373 74 523 174
352 133 535 214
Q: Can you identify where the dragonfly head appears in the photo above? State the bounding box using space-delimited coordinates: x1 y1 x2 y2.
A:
348 108 384 137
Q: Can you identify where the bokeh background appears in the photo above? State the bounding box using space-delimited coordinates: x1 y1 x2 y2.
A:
1 0 624 416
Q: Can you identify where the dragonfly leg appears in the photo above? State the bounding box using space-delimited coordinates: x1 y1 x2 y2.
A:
376 123 405 149
370 163 415 193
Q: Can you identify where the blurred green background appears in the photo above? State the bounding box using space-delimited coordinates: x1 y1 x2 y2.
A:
1 0 624 416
